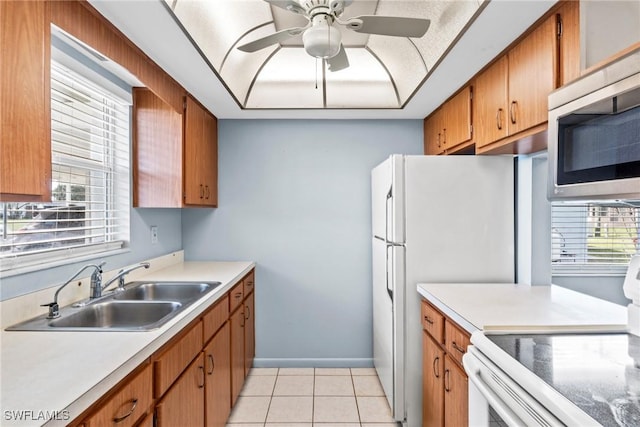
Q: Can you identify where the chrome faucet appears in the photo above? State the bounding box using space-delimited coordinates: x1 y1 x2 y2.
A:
94 262 151 298
42 262 105 319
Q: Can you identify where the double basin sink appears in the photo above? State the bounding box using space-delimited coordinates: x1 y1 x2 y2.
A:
7 281 221 332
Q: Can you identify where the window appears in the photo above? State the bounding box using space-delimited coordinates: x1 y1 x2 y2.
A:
0 61 130 272
551 201 640 275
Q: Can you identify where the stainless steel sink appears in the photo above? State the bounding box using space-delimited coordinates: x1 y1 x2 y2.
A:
114 282 216 303
6 280 222 332
49 300 182 330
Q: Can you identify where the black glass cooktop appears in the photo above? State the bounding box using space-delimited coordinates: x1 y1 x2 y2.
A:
488 333 640 427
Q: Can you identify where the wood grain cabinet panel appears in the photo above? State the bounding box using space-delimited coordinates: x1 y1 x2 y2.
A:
474 56 509 149
244 291 255 376
421 300 470 427
444 356 468 427
133 92 217 207
155 353 205 427
230 304 245 406
83 364 152 427
421 301 444 344
423 86 472 155
0 0 51 201
205 322 231 427
229 282 244 313
154 321 203 398
203 295 229 343
422 332 444 427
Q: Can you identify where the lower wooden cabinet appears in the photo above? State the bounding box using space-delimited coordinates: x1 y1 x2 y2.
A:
205 322 231 427
230 303 245 406
76 268 256 427
155 353 205 427
443 356 468 426
422 333 444 427
82 364 152 427
421 300 469 427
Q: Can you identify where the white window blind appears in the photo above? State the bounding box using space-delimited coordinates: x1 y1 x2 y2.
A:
551 202 640 275
0 61 130 271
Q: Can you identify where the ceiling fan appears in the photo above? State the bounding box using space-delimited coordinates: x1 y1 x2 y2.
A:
237 0 431 72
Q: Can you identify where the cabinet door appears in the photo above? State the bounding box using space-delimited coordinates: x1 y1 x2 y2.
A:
473 56 509 148
244 292 255 376
0 0 51 201
230 306 245 406
442 86 472 151
205 322 231 427
423 333 444 427
83 364 153 427
183 95 206 206
132 88 183 207
444 356 468 427
423 109 444 155
507 14 558 134
156 353 205 427
202 111 218 207
557 1 580 86
154 321 203 398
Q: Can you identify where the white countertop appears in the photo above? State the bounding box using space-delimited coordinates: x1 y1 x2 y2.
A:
0 260 254 427
417 283 628 334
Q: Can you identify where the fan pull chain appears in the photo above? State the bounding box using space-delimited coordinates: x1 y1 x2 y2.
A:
315 57 318 89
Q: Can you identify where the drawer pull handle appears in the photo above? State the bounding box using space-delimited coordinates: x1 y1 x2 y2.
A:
451 341 466 354
198 365 205 388
424 316 434 325
235 292 242 299
432 356 440 378
113 398 138 423
207 354 215 375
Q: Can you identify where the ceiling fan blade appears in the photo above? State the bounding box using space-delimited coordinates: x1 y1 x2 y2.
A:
327 45 349 72
346 16 431 38
237 27 306 53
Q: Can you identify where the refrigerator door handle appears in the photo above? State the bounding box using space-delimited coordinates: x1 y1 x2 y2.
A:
385 244 393 302
385 186 392 244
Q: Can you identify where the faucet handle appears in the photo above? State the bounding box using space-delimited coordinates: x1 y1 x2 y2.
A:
41 301 60 319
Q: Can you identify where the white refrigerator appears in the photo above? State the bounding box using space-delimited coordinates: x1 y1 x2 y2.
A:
371 155 515 427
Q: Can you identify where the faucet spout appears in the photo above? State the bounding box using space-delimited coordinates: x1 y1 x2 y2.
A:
42 262 105 319
100 262 151 295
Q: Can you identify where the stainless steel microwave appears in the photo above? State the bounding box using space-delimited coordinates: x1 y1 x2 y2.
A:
548 50 640 201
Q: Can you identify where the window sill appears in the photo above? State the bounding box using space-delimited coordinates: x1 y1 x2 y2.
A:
0 243 129 279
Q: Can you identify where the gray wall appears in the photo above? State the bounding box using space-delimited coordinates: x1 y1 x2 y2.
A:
183 119 423 367
1 208 182 300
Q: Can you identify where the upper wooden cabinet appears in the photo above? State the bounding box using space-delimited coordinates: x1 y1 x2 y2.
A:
424 86 472 155
0 1 51 202
133 89 218 208
474 12 559 153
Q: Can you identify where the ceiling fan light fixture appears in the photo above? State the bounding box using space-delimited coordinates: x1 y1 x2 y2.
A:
303 19 342 59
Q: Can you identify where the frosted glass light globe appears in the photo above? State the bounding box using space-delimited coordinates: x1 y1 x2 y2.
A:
303 21 342 59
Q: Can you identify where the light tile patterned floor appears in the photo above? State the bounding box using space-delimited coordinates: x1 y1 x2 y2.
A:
227 368 398 427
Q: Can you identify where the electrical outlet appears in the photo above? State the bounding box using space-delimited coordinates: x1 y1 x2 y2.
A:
151 226 158 244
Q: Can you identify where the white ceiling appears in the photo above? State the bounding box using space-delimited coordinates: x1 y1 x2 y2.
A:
88 0 558 119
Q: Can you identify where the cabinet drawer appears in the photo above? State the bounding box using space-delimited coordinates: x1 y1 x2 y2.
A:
421 301 444 343
444 321 470 366
229 282 244 313
243 270 255 296
154 321 203 398
203 295 229 343
84 364 152 427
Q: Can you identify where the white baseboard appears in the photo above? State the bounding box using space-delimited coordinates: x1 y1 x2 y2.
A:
252 358 373 368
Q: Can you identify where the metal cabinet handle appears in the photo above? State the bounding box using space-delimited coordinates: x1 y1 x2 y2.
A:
235 292 242 299
442 128 446 146
451 341 466 354
437 132 441 148
199 184 204 199
205 185 210 200
424 315 434 325
510 100 517 124
113 398 138 423
433 356 440 378
496 108 503 130
207 354 215 375
245 305 251 320
444 369 451 392
198 365 205 388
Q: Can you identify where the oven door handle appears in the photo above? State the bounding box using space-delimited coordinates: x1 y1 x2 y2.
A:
463 352 529 427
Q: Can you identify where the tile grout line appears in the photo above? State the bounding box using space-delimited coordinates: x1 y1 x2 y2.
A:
351 371 363 426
